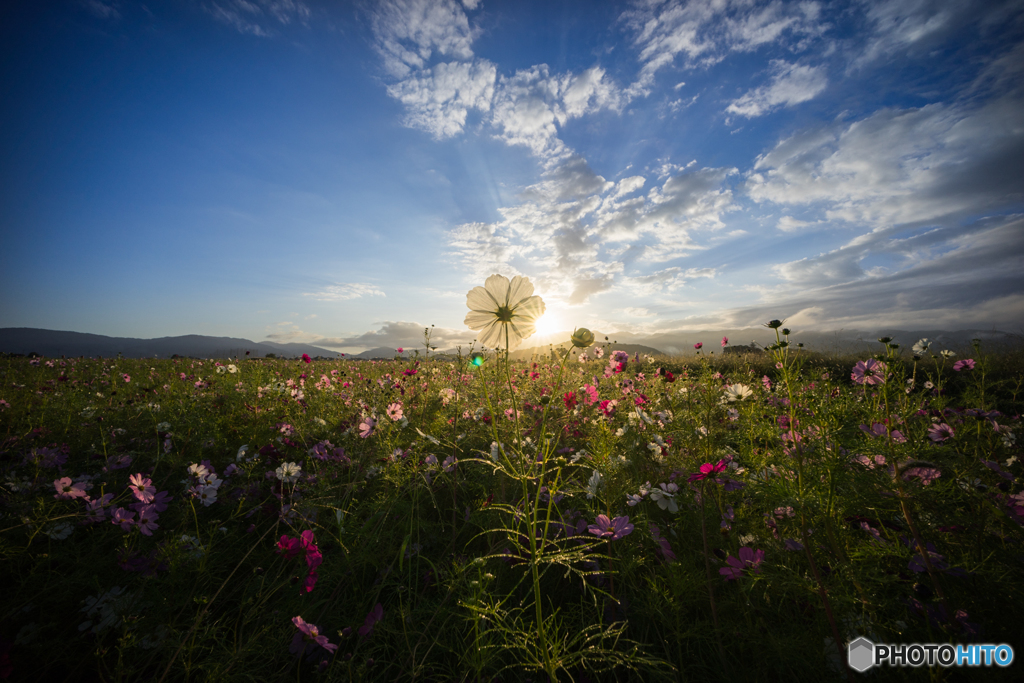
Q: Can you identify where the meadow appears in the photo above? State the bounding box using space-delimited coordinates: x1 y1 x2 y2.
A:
1 323 1023 682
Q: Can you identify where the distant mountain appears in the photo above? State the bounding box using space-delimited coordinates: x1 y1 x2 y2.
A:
0 328 340 359
2 326 1018 362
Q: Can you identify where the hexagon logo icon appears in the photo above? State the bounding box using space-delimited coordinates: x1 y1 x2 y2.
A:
848 637 875 672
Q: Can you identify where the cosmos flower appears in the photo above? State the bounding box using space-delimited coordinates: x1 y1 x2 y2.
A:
276 462 302 483
851 359 887 385
721 384 753 402
588 514 634 540
719 546 765 580
464 274 546 350
928 424 955 442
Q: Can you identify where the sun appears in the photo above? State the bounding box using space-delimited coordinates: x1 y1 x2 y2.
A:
532 307 567 339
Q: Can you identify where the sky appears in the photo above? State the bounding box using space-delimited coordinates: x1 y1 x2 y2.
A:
1 0 1023 353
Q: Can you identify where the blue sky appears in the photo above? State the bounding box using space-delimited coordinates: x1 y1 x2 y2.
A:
1 0 1022 352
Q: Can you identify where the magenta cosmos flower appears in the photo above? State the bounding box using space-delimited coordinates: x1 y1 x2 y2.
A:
851 359 887 385
694 342 703 349
721 336 728 347
719 547 765 580
953 359 975 371
588 514 634 541
688 460 727 483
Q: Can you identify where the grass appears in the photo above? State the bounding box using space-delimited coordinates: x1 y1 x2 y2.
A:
1 334 1022 682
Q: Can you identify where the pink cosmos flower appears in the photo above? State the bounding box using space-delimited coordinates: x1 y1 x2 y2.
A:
694 342 703 350
129 473 156 503
721 336 728 347
53 477 88 501
851 359 887 385
358 603 384 638
858 422 907 443
953 359 975 371
122 374 131 383
111 507 135 531
83 493 114 523
135 505 159 536
291 616 337 656
397 347 403 353
650 524 676 563
928 423 955 442
719 546 765 580
386 403 404 421
588 514 634 540
358 417 376 438
902 466 941 486
302 354 312 364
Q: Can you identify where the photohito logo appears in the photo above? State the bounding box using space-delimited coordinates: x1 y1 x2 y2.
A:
848 637 1014 672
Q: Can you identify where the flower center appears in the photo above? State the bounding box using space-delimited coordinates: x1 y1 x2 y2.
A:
495 305 514 322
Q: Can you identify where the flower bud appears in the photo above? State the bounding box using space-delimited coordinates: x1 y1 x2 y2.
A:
570 328 595 348
765 320 783 329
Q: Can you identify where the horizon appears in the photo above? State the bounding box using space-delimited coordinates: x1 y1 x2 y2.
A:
2 1 1023 354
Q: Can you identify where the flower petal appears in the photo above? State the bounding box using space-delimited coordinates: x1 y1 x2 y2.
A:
483 274 512 305
505 275 535 308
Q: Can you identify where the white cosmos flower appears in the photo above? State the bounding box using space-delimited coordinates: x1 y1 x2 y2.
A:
275 462 302 483
912 338 930 355
722 383 753 402
464 274 546 351
585 470 603 499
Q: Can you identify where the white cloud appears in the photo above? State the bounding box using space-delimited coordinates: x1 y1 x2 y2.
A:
82 0 120 19
302 284 386 301
621 0 828 93
849 0 1019 68
371 0 479 78
490 65 623 158
747 90 1024 228
319 321 476 350
205 0 310 36
387 60 496 138
715 214 1024 330
726 61 828 118
447 155 735 305
777 215 814 232
623 307 654 317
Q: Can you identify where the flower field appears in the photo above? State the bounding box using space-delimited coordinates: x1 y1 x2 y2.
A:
2 321 1023 681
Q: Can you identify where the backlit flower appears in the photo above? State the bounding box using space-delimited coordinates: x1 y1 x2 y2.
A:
953 359 975 371
570 328 595 348
588 514 634 540
851 359 887 385
53 477 88 500
464 274 546 350
128 473 156 503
